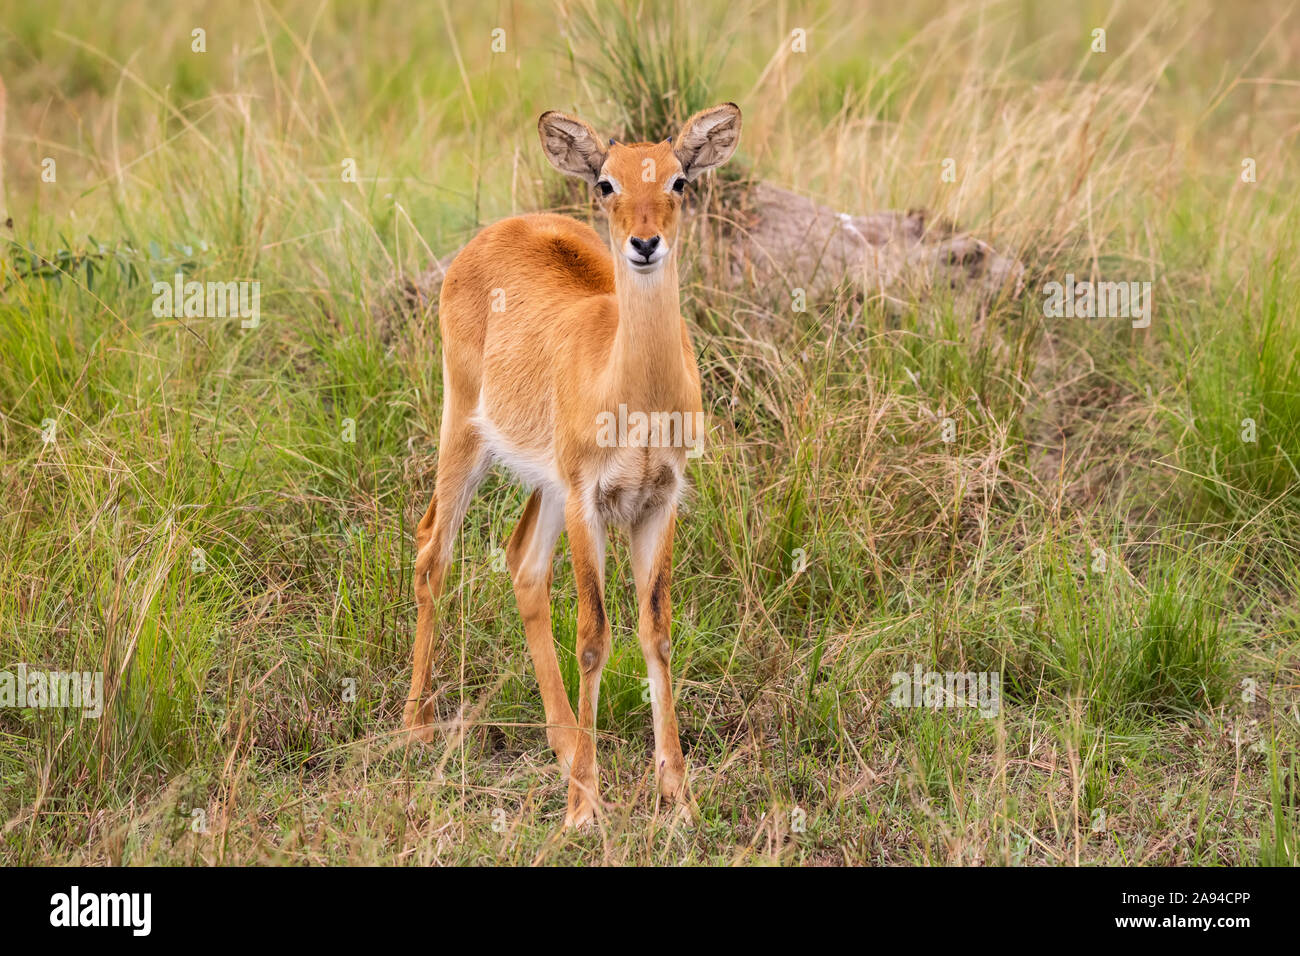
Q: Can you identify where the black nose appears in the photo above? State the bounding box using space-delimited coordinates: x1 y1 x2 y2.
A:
629 235 660 259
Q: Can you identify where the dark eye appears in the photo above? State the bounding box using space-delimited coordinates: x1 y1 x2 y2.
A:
672 178 686 194
597 180 614 197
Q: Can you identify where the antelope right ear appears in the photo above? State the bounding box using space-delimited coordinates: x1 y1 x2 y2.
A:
674 103 742 181
538 111 607 186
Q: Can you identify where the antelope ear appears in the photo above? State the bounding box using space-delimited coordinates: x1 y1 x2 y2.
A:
674 103 742 181
538 111 607 185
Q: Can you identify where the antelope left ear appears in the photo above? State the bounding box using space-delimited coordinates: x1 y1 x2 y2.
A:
538 110 607 186
673 103 742 181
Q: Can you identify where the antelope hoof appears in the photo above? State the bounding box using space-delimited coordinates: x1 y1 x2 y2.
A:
657 755 687 802
402 700 438 744
563 801 597 829
564 773 600 828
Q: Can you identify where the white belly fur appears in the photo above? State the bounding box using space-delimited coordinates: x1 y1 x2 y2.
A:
471 403 685 529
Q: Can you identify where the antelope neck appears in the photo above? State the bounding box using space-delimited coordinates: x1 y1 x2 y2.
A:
607 252 686 408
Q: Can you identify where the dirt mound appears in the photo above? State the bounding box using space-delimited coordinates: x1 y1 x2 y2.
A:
730 182 1024 305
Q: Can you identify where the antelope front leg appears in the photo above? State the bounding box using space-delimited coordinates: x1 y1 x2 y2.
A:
506 490 578 775
563 499 609 828
630 506 687 805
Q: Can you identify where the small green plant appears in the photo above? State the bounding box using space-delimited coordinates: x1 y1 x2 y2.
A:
1027 543 1229 733
1176 252 1300 522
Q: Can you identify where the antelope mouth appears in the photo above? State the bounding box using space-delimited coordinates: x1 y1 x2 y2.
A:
625 256 664 274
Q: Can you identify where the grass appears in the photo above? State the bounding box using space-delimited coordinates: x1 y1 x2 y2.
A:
0 0 1297 865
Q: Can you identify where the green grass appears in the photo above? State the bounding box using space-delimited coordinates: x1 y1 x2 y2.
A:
1 0 1297 865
